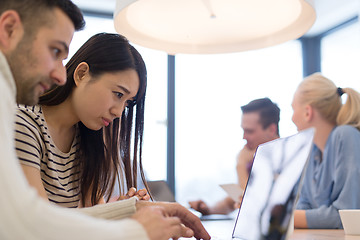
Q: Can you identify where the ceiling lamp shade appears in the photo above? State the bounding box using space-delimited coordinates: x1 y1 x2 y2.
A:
114 0 316 54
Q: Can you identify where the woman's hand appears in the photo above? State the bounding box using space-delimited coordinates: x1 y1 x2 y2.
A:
118 187 151 201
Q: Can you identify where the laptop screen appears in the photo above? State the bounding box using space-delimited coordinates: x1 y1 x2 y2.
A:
232 128 314 240
147 180 176 202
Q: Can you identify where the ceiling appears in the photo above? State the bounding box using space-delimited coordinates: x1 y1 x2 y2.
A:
306 0 358 36
72 0 359 37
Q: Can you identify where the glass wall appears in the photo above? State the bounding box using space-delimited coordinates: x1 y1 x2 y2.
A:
175 41 302 205
321 21 360 92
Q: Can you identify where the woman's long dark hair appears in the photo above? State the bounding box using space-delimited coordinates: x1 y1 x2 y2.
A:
39 33 149 206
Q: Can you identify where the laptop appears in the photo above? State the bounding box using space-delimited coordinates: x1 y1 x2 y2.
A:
147 180 176 202
210 128 315 240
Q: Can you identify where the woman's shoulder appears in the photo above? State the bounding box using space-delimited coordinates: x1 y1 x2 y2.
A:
16 104 43 118
17 104 41 113
15 104 45 127
332 125 360 139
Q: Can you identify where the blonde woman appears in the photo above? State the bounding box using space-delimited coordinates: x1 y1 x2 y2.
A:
291 73 360 229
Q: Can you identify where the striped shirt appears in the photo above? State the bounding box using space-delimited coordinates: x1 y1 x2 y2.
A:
15 105 81 208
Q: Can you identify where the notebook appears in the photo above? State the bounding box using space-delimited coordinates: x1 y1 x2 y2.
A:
211 128 315 240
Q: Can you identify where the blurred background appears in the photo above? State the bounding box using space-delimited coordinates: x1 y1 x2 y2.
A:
71 0 360 207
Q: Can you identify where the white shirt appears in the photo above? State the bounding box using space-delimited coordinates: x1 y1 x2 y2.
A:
0 51 148 240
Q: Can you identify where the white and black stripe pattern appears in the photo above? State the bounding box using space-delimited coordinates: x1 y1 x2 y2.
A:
15 105 81 208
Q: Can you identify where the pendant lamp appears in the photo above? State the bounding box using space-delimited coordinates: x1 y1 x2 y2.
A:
114 0 316 54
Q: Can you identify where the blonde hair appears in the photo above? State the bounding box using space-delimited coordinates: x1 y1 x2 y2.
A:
297 73 360 130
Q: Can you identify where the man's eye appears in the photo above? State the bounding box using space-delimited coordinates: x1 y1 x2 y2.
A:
52 48 61 58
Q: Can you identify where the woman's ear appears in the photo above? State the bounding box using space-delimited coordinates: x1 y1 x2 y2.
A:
304 104 313 122
73 62 90 86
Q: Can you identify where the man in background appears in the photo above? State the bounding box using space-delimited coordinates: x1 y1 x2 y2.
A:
189 98 280 215
0 1 209 239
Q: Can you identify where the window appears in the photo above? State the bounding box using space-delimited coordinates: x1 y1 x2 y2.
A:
321 21 360 92
175 41 302 205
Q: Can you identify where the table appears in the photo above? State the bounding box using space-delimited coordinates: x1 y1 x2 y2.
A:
290 229 360 240
198 220 360 240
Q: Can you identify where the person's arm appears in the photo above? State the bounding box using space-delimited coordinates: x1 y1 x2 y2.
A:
131 205 196 240
13 159 195 240
189 147 252 216
137 201 211 240
294 210 308 228
294 196 312 229
189 197 235 215
20 164 49 200
78 197 138 220
14 105 54 199
236 146 256 189
208 197 235 215
78 198 211 239
189 199 210 215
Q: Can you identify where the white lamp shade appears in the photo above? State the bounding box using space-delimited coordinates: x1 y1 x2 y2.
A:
114 0 316 54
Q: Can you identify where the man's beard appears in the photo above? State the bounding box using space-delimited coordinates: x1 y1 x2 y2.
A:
7 36 44 105
17 79 41 105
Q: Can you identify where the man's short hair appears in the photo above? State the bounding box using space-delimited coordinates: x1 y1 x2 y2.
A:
241 97 280 135
0 0 85 36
